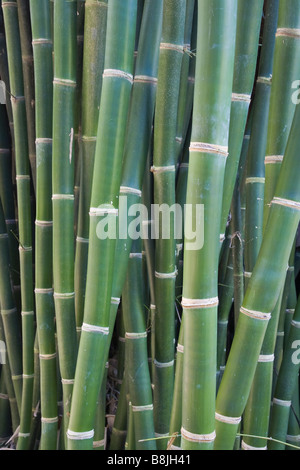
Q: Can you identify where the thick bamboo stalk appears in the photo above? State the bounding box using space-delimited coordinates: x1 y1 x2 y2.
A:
214 98 300 450
2 0 35 448
29 0 58 450
74 0 107 334
241 0 279 450
151 0 186 447
67 1 137 450
180 0 237 450
220 0 263 240
52 0 78 446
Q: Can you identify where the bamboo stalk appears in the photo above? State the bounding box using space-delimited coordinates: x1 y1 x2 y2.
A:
180 0 237 450
214 97 300 451
16 0 36 194
52 0 78 446
220 0 264 240
29 0 58 450
121 240 156 450
74 0 108 335
2 0 35 448
67 0 137 450
151 0 186 447
268 293 300 449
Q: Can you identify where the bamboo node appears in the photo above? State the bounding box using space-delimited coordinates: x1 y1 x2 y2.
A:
35 219 53 227
103 68 133 83
32 38 52 45
181 426 216 443
129 252 143 258
154 359 174 368
39 353 57 360
272 197 300 211
241 440 267 450
276 28 300 39
82 322 109 335
89 206 118 216
125 331 147 339
150 165 176 174
67 429 94 441
256 75 272 85
215 412 241 425
131 403 153 412
134 75 157 84
53 77 76 87
181 296 219 309
177 343 184 354
273 397 291 407
231 92 251 103
245 177 265 184
291 319 300 328
61 378 74 385
155 269 178 279
53 292 75 299
189 141 228 157
240 306 271 321
41 416 58 424
258 354 274 363
111 297 120 305
119 186 142 197
21 310 34 316
264 155 283 164
160 42 184 53
76 236 89 243
52 194 74 201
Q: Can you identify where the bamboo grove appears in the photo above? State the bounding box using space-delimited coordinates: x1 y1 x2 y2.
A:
0 0 299 452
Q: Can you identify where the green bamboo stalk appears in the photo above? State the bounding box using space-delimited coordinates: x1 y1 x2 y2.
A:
263 0 300 232
0 197 22 415
241 0 279 450
214 97 300 451
2 0 35 448
220 0 263 241
52 0 78 446
74 0 107 335
0 104 19 289
286 383 300 449
268 293 300 449
0 372 12 445
29 0 58 450
180 0 236 450
151 0 186 447
244 0 278 279
121 239 156 450
67 0 137 450
16 0 36 194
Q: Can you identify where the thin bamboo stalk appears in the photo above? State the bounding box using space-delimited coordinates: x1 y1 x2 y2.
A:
121 240 156 450
151 0 186 447
74 0 108 335
241 0 279 450
180 0 237 450
16 0 36 194
67 1 137 450
220 0 264 241
29 0 57 450
2 0 35 448
52 0 78 446
0 198 22 416
214 97 300 451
